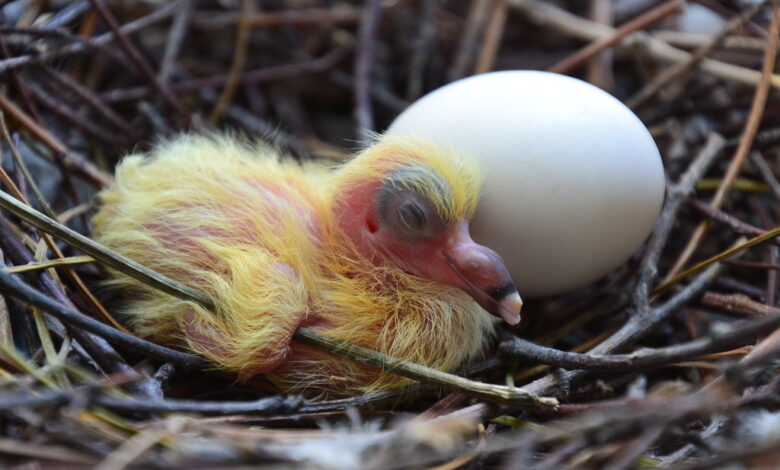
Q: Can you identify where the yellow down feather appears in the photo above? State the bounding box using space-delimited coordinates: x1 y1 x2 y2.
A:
93 134 496 397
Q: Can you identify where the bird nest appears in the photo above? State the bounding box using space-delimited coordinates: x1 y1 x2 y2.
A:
0 0 779 468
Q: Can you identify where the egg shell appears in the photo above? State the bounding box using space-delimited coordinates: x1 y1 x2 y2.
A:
387 71 665 298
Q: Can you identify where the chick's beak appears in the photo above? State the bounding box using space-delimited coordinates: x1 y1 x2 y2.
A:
441 223 523 325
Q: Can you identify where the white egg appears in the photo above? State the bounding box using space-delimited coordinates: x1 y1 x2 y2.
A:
387 71 665 298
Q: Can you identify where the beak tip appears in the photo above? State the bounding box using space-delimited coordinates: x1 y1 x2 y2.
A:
498 291 523 325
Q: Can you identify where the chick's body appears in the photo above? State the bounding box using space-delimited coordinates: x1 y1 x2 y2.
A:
94 136 499 396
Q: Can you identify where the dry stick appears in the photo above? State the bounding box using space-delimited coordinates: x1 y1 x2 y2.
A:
354 0 383 142
655 228 780 296
0 114 54 218
0 189 212 309
87 0 189 120
24 83 120 147
664 4 779 283
686 198 780 245
102 47 350 104
158 0 191 84
0 220 159 398
0 34 41 123
208 0 252 124
627 0 768 109
405 0 437 100
750 151 780 200
500 306 780 371
548 0 684 74
0 93 112 188
450 0 492 80
0 1 180 74
509 0 780 89
725 259 780 271
651 31 767 51
5 256 94 274
586 0 614 90
42 1 90 30
0 268 205 369
98 394 298 415
0 115 126 332
44 70 141 142
294 329 556 409
603 427 665 470
192 4 374 29
0 188 555 409
473 0 508 75
701 292 780 318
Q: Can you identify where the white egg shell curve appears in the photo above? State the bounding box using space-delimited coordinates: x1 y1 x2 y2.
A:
386 71 665 298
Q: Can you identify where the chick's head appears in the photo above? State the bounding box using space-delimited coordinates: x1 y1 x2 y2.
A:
331 137 523 325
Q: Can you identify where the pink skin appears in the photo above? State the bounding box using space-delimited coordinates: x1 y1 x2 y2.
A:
335 179 522 325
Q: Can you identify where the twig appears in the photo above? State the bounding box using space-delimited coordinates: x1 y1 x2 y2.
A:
632 134 725 312
208 0 251 124
663 2 780 281
449 0 491 80
354 0 383 142
0 1 180 74
586 0 614 90
473 0 508 74
655 227 780 296
500 310 780 371
406 0 437 100
0 92 113 187
509 0 780 89
5 255 95 274
548 0 684 74
87 0 188 119
158 0 191 84
603 426 665 470
0 115 125 332
44 69 141 142
192 5 378 29
750 150 780 200
0 189 213 309
0 219 154 397
627 0 769 108
293 328 557 409
0 268 205 369
686 198 780 245
700 292 780 317
96 395 300 415
101 48 350 104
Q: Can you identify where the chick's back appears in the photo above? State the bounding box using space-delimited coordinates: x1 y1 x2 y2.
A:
93 135 329 377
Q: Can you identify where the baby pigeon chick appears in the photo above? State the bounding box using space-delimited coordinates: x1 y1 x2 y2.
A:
93 135 522 396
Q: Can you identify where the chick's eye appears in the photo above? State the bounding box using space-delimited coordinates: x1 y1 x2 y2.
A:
398 201 427 232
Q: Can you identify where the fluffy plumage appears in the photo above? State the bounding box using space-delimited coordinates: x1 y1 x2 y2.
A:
93 134 516 396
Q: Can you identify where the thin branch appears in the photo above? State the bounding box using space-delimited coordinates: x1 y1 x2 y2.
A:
354 0 383 142
293 328 557 409
5 256 95 274
627 0 769 108
208 0 252 124
549 0 684 74
0 268 206 368
87 0 188 119
0 1 180 74
663 3 780 281
500 311 780 371
0 189 213 309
